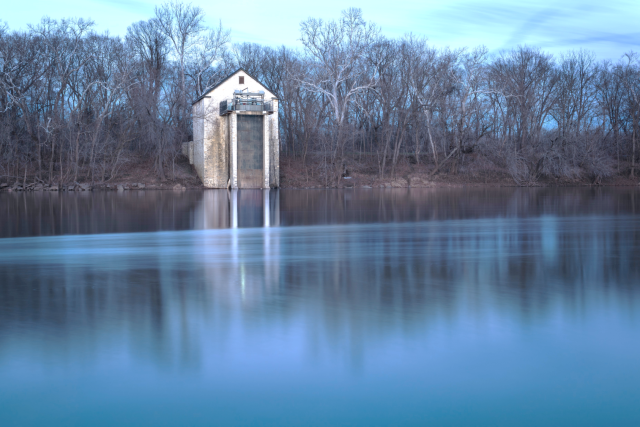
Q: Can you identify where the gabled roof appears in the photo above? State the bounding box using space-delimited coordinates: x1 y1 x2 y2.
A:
191 68 279 105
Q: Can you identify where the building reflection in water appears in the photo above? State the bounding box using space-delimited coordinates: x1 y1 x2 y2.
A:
191 190 282 317
193 189 280 229
192 189 282 317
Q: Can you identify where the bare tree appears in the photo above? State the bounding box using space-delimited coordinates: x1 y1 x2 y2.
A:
617 52 640 178
296 8 380 181
155 1 204 113
188 21 230 97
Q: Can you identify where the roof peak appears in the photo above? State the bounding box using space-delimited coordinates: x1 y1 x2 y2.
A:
192 68 278 105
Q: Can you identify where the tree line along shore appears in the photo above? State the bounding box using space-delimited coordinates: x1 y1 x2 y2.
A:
2 3 640 191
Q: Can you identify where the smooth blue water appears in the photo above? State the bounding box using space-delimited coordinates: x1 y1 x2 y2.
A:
1 189 639 426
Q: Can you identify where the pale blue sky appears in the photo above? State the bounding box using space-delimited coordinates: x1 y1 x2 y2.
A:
3 0 640 59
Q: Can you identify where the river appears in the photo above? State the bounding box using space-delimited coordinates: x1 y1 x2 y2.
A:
1 188 639 426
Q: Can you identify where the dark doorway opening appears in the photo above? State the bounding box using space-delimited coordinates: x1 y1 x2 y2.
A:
237 115 263 188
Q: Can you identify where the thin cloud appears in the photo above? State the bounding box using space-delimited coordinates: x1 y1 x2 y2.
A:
537 31 640 49
502 8 563 48
417 0 639 59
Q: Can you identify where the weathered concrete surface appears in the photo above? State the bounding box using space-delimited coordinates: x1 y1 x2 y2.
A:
230 112 237 189
192 101 205 183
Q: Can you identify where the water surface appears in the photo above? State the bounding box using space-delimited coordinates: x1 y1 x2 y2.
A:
1 188 639 426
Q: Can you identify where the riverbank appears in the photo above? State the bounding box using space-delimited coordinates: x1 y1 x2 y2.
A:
278 155 640 189
1 154 639 192
0 155 202 192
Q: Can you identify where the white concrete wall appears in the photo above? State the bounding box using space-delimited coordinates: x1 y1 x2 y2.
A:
268 99 279 187
202 96 228 187
192 102 205 182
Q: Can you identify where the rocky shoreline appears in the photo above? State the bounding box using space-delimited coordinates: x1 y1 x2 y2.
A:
0 182 188 192
2 179 639 193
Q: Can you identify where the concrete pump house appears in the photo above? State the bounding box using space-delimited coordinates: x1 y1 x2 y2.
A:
187 69 279 188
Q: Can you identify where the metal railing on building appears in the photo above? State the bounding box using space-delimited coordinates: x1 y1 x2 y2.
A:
219 96 275 116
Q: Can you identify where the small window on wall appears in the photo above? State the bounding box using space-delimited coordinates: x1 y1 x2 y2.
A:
239 76 244 84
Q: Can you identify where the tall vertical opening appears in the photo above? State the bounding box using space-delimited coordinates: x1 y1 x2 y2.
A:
237 114 264 188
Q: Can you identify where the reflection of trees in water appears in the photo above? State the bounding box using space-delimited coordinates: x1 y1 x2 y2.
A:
1 187 639 238
279 187 640 225
0 191 205 237
1 215 639 369
276 218 640 359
